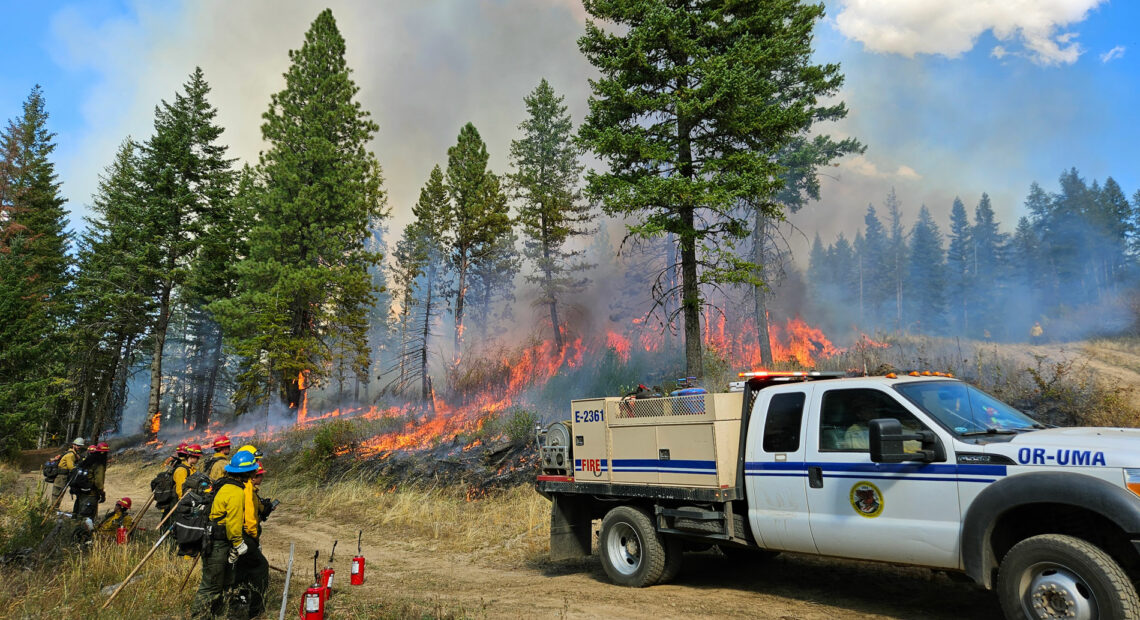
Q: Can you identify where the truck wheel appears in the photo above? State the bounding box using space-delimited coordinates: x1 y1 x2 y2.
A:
997 534 1140 620
600 506 666 587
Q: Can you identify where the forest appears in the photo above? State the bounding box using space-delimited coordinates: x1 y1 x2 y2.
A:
2 4 1138 456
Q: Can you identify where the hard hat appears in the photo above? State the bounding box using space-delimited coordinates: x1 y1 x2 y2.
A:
225 450 259 474
212 435 231 450
72 437 86 447
175 442 189 457
255 464 266 476
237 444 263 460
117 497 132 510
89 442 110 453
186 444 203 456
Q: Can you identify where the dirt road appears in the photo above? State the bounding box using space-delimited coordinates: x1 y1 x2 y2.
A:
34 467 1001 620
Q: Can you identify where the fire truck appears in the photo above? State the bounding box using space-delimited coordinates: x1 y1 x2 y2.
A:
535 371 1140 619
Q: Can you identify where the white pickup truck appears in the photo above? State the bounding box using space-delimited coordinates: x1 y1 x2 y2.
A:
535 371 1140 619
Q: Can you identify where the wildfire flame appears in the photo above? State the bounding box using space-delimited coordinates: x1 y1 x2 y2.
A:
148 411 161 436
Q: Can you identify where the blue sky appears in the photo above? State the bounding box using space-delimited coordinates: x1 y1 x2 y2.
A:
1 0 1137 249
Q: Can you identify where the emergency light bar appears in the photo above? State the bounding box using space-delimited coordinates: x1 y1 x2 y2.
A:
737 370 846 379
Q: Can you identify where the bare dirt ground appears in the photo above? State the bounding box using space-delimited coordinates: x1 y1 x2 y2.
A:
22 468 1001 619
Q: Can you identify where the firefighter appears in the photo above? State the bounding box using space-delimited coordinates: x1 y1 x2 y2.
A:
72 442 109 519
163 442 189 469
174 444 203 498
234 463 272 617
204 436 232 481
191 450 256 619
1030 321 1044 344
51 437 86 504
96 497 134 532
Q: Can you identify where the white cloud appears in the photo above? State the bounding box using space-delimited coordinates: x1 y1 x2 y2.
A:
991 45 1008 59
1100 45 1126 62
834 0 1106 66
842 155 921 180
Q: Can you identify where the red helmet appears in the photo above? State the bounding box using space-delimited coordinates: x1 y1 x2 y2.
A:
186 444 203 456
255 464 266 476
175 442 189 457
89 442 110 453
212 435 231 450
116 497 132 510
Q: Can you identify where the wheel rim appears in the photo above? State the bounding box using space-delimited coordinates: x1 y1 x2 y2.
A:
1017 561 1098 620
605 521 643 576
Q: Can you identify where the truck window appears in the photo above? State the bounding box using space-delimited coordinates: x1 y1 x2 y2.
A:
762 392 805 453
819 388 923 452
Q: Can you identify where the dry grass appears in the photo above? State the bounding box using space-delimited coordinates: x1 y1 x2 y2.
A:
266 476 550 564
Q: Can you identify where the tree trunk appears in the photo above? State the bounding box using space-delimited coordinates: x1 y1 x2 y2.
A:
752 212 774 366
677 108 702 377
421 276 434 401
543 233 563 352
146 281 173 426
202 326 223 427
454 254 468 352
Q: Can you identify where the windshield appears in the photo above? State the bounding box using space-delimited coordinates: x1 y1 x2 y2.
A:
894 381 1039 435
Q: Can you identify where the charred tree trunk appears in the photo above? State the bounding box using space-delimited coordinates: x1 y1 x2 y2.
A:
201 326 223 427
752 213 774 366
146 280 173 427
454 254 469 353
677 109 702 377
421 276 435 401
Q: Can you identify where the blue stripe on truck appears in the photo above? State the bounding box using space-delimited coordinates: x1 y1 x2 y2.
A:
744 461 1005 482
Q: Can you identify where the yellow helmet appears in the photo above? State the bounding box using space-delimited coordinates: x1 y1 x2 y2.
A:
237 444 263 461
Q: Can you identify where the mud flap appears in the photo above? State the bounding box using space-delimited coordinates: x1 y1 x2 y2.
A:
549 495 591 560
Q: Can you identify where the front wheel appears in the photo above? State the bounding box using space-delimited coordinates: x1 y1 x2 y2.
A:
599 506 667 587
997 534 1140 619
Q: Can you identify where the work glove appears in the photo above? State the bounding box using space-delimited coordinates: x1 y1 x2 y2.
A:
260 497 275 519
228 541 249 564
98 490 106 503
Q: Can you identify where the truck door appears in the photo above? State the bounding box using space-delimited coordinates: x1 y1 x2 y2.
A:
744 387 818 554
805 386 961 568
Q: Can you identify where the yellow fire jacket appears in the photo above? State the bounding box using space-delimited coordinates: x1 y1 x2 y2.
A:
243 480 261 539
207 455 228 481
210 482 246 547
172 462 198 497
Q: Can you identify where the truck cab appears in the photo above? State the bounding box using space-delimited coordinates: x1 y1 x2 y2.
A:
536 371 1140 619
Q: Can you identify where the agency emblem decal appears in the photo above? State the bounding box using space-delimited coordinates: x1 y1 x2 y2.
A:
849 480 884 518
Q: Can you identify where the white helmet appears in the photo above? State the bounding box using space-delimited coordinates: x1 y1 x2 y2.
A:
71 437 86 447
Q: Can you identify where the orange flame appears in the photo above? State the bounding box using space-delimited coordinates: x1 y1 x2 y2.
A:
148 411 161 436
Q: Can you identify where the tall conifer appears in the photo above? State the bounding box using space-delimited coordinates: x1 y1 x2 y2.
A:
212 9 386 415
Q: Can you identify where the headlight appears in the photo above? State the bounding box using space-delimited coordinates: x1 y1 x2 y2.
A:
1125 469 1140 499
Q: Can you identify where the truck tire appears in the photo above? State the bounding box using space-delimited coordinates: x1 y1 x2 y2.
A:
659 538 684 584
997 534 1140 620
600 506 667 587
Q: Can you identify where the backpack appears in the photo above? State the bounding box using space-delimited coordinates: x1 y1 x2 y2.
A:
151 467 177 505
183 470 213 497
201 456 225 480
172 479 243 555
42 456 62 482
68 467 94 495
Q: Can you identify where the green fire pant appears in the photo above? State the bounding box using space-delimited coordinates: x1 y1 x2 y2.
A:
234 536 269 618
190 539 237 619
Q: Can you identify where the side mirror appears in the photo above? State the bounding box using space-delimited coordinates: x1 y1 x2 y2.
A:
869 418 946 463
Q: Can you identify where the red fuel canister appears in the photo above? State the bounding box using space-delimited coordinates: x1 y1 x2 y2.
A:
350 530 365 585
115 526 128 545
299 551 325 620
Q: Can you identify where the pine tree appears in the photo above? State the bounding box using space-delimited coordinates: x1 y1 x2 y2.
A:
946 197 972 334
445 123 511 352
136 67 235 430
905 205 945 331
971 193 1007 336
0 86 71 452
211 9 386 415
389 165 451 400
578 0 850 376
509 79 592 352
1050 168 1091 302
69 140 155 437
885 189 907 328
860 205 891 323
1088 177 1132 291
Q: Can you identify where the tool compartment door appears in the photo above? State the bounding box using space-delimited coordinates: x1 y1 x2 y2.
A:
804 386 960 568
570 398 611 482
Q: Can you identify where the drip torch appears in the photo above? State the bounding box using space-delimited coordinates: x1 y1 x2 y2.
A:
319 540 337 601
350 530 365 585
300 550 324 620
